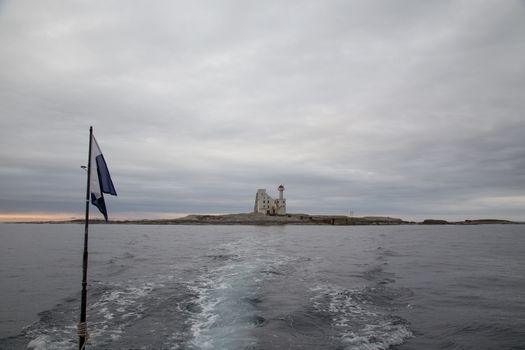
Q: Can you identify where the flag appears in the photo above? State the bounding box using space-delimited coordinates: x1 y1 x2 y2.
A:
90 134 117 220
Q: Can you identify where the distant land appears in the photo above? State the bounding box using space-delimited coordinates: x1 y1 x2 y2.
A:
13 213 524 225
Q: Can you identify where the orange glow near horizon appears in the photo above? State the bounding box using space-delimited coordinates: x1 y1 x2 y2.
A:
0 212 189 222
0 213 81 222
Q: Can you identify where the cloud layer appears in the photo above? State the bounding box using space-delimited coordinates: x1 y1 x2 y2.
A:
1 0 524 220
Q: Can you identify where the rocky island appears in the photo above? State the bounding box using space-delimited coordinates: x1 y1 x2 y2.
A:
123 213 411 225
24 213 522 225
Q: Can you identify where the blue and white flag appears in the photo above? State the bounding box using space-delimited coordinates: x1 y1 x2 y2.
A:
90 135 117 220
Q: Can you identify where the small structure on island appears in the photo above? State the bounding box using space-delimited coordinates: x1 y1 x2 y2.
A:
254 185 286 215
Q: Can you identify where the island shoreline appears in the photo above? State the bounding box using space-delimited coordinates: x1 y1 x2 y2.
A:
9 213 524 225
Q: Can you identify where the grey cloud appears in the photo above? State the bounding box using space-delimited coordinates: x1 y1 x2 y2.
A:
1 0 524 220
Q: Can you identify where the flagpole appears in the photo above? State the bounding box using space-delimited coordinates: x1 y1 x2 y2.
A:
79 126 93 350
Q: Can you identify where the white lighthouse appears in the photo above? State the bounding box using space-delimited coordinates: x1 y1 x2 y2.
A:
254 185 287 215
275 184 286 215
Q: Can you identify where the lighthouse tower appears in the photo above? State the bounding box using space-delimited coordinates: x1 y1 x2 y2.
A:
275 184 286 215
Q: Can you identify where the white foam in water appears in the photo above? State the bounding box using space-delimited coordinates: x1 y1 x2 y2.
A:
187 261 260 349
185 238 290 350
26 335 73 350
24 280 159 349
88 282 157 342
26 335 49 350
310 284 412 350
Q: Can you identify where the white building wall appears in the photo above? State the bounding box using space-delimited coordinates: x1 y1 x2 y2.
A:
254 187 286 215
275 199 286 215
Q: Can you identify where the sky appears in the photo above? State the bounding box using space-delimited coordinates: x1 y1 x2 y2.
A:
1 0 524 221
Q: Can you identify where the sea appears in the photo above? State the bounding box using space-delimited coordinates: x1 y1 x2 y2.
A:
0 223 524 350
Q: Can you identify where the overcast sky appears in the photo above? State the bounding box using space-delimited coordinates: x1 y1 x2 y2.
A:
1 0 524 221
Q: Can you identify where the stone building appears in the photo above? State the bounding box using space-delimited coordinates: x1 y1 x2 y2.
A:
253 185 286 215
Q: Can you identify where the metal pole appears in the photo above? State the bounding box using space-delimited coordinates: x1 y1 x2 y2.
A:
79 126 93 349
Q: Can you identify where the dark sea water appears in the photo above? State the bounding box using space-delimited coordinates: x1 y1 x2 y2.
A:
0 223 524 350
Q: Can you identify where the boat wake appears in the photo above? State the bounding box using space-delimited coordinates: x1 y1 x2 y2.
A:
310 284 412 350
182 238 291 350
11 235 413 350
